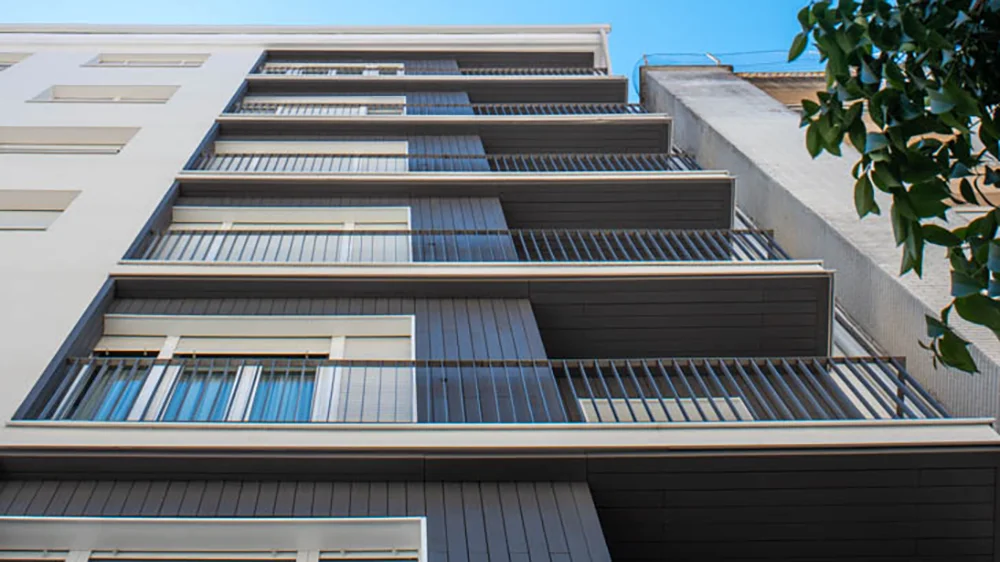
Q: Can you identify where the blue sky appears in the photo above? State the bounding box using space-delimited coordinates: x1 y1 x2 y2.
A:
3 0 823 94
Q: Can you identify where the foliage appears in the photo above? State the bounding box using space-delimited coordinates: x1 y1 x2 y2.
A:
790 0 1000 372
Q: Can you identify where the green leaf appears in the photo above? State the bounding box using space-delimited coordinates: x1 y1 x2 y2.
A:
789 33 809 62
806 123 823 158
988 241 1000 273
922 224 961 246
928 90 956 115
854 174 879 217
801 99 821 117
959 179 978 205
951 270 983 297
925 315 947 338
865 132 889 153
955 293 1000 333
890 203 910 245
938 329 977 373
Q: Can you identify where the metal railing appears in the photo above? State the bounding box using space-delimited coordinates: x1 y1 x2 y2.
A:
228 101 646 116
189 151 690 173
128 229 789 263
255 65 608 77
34 356 946 424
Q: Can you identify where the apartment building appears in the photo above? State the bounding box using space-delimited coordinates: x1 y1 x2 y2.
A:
0 24 998 562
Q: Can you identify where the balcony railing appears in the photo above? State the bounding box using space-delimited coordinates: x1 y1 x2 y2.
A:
128 229 789 263
228 101 646 116
32 356 946 423
255 65 608 77
189 151 690 173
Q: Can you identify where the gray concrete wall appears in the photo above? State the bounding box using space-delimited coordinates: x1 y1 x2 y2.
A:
641 66 1000 423
0 40 261 430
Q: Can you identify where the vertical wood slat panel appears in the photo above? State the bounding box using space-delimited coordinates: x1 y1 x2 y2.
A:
0 479 608 562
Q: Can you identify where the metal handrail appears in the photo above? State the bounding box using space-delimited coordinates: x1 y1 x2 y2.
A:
189 151 690 173
34 356 947 423
127 229 789 263
255 64 608 77
228 101 647 116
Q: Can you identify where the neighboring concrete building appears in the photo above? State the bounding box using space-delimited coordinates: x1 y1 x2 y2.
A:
0 25 997 562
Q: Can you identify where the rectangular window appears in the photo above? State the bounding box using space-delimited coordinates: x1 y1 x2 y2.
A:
0 190 79 231
240 95 406 116
0 53 29 71
0 126 138 155
32 85 179 104
578 397 754 422
58 315 416 423
145 205 412 263
209 140 409 173
263 62 404 76
0 517 425 562
87 53 209 68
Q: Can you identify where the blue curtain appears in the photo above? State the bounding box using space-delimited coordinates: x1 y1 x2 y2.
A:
248 371 315 422
89 370 146 421
162 370 235 421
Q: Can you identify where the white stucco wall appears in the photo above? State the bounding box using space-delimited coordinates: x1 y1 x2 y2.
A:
0 38 262 426
642 66 1000 424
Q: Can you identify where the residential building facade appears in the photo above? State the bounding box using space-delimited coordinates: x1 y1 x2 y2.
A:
0 24 998 562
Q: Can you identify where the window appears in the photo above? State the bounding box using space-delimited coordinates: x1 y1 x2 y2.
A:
145 205 412 263
0 517 425 562
0 190 79 231
56 315 416 423
86 53 209 68
0 126 138 155
210 140 409 173
240 95 406 116
32 85 178 104
263 62 404 76
0 53 29 71
578 397 754 422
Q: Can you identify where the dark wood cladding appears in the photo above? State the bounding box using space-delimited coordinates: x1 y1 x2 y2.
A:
110 273 833 359
109 297 548 360
245 77 629 104
176 178 735 230
263 51 596 67
529 275 832 358
586 453 1000 562
0 480 611 562
216 121 672 154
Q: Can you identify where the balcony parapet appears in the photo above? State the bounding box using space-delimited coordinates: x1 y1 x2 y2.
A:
188 151 692 173
228 101 646 116
126 229 789 264
27 357 946 425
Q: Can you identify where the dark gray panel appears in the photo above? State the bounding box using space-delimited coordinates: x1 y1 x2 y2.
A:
217 122 670 153
177 177 733 230
246 77 628 104
0 479 605 562
585 455 997 562
263 51 594 67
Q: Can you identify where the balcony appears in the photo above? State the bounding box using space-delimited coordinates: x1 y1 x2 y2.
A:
32 356 946 423
228 100 646 116
256 63 608 77
127 229 789 264
188 151 690 173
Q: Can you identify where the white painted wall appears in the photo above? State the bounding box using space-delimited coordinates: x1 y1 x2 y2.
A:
0 37 262 427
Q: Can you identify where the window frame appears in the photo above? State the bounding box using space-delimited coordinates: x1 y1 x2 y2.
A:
61 315 417 423
0 516 426 562
241 95 407 116
159 205 413 263
0 189 79 231
85 53 209 68
31 85 179 105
